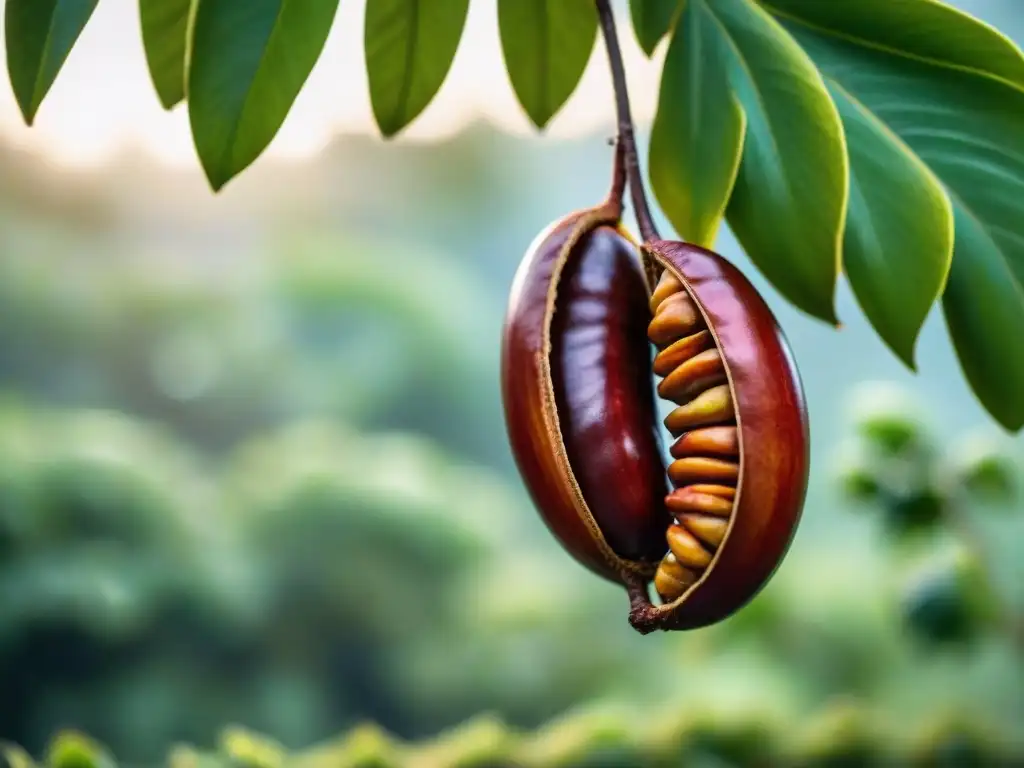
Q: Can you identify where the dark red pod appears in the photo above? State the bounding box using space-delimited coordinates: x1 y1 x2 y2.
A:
501 208 671 583
637 239 810 631
501 209 809 633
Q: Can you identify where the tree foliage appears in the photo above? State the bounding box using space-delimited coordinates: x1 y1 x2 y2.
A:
5 703 1023 768
4 0 1021 432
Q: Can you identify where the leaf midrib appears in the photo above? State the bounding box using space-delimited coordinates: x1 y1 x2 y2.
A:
537 0 550 124
216 0 289 182
759 0 1024 96
686 2 707 154
30 1 61 117
141 0 191 107
386 0 420 133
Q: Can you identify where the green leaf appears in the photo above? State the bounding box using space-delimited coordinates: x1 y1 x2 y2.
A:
497 0 598 129
139 0 197 109
761 0 1024 92
649 0 745 247
707 0 848 323
629 0 682 56
944 209 1024 432
188 0 340 191
5 0 99 124
365 0 469 138
782 21 1024 432
827 81 953 369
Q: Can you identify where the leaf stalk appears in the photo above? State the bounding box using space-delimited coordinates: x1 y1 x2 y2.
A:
596 0 661 243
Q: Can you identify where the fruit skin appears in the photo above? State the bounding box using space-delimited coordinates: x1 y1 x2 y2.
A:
642 240 810 631
501 210 670 582
501 223 810 630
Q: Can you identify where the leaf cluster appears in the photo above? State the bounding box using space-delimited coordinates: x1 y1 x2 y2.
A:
5 0 1024 428
638 0 1024 434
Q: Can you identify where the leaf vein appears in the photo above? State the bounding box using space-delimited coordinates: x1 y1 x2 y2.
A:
946 187 1024 300
390 0 420 131
760 1 1024 95
217 0 289 180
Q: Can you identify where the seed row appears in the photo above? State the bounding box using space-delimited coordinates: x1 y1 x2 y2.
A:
647 271 739 604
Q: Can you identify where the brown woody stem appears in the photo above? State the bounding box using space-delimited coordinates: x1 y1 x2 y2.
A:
623 571 660 634
598 1 663 629
596 0 661 244
603 131 627 214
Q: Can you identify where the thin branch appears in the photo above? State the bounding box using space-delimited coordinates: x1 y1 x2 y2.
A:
595 0 660 244
604 133 627 212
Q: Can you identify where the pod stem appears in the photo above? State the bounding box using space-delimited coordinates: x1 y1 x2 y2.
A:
604 132 627 213
596 0 661 245
623 571 663 635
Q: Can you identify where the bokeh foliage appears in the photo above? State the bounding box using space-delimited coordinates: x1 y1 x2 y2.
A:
5 703 1024 768
0 399 643 757
2 69 1024 764
2 388 1022 762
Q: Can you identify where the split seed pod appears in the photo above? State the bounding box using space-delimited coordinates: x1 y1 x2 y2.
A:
501 205 809 633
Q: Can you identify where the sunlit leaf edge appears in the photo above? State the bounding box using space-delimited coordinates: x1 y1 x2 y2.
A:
648 0 747 248
760 0 1024 94
365 0 471 139
497 0 599 130
139 0 198 110
706 0 849 325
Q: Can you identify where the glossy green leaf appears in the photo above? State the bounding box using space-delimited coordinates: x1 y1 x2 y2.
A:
5 0 99 124
188 0 340 191
649 0 744 247
365 0 469 138
784 22 1024 432
497 0 598 129
707 0 848 323
139 0 197 109
944 209 1024 433
762 0 1024 91
629 0 683 56
827 81 953 369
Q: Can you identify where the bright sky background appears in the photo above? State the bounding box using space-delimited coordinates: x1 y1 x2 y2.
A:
0 0 663 170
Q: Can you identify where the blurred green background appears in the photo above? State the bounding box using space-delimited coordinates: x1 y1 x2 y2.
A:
1 1 1023 765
